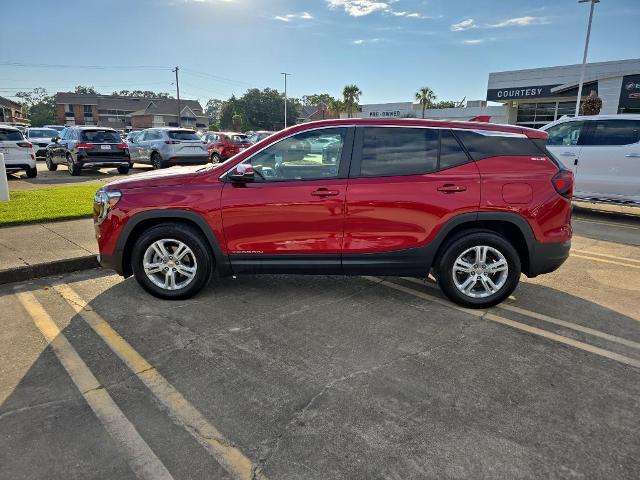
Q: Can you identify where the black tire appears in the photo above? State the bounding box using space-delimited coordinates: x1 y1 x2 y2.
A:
131 223 213 300
117 165 131 174
45 154 58 171
436 230 521 308
210 153 221 163
25 166 38 178
67 154 81 176
151 152 165 169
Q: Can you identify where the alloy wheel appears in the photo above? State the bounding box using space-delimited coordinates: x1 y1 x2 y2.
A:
142 238 198 291
452 245 508 299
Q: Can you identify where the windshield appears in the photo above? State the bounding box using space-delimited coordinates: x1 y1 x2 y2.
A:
168 130 201 141
29 129 58 138
80 130 122 143
230 134 248 143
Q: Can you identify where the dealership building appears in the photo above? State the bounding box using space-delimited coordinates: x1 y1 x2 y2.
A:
350 58 640 128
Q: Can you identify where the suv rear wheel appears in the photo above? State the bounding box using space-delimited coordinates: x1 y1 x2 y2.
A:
210 152 221 163
131 223 212 299
117 164 130 174
436 231 521 308
67 154 81 176
45 153 58 171
151 152 164 169
25 166 38 178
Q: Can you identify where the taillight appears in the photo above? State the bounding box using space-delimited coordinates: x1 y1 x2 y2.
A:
116 143 128 149
165 140 180 144
76 143 94 149
17 141 32 148
552 169 573 199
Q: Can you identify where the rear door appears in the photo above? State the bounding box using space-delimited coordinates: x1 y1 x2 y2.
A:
576 119 640 201
342 126 480 275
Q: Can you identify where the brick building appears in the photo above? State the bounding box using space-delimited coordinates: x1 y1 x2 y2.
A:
54 93 209 130
0 96 27 125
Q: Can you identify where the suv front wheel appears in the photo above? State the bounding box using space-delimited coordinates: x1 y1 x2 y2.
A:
436 231 521 308
131 223 212 299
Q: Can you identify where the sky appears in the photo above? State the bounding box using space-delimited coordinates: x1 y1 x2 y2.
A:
1 0 639 106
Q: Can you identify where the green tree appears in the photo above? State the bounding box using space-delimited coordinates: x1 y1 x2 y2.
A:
302 93 336 108
219 89 299 131
112 90 173 98
327 98 344 118
432 100 456 109
342 84 362 118
15 88 55 127
208 123 220 131
415 87 436 118
232 113 243 131
73 85 98 95
204 98 223 125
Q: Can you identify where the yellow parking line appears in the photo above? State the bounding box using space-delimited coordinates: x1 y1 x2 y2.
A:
366 277 640 369
15 289 175 480
51 283 267 480
571 249 640 264
570 253 640 269
401 277 640 344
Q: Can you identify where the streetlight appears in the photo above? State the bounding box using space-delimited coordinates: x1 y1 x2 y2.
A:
281 72 291 128
575 0 600 117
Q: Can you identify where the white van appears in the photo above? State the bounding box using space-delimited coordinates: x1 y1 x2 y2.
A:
541 115 640 205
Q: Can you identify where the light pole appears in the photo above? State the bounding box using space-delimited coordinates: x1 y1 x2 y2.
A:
575 0 600 117
281 72 291 128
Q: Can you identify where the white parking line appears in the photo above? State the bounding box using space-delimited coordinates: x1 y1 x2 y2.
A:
15 289 175 480
570 253 640 270
571 249 640 264
401 277 640 345
366 277 640 369
573 218 640 230
51 282 268 480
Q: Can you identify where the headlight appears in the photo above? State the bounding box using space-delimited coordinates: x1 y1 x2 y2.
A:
93 189 122 224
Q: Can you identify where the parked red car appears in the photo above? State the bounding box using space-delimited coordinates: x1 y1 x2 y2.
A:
94 118 572 308
206 132 252 163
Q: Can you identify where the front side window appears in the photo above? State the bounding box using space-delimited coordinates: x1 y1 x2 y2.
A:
360 127 439 177
545 121 584 146
582 120 640 146
242 127 346 181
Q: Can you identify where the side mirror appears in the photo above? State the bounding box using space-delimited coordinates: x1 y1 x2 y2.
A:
228 163 255 183
52 137 60 143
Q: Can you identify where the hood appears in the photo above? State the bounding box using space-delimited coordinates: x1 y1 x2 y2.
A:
104 165 212 190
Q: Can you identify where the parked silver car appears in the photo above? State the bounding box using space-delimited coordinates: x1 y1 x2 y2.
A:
128 128 209 169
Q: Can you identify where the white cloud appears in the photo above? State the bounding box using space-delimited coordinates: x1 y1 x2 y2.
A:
451 18 477 31
274 11 313 22
489 16 547 28
328 0 388 17
352 38 381 45
462 37 495 45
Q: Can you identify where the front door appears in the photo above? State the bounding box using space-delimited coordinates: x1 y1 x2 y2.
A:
575 119 640 201
545 120 584 190
220 127 353 274
342 126 481 275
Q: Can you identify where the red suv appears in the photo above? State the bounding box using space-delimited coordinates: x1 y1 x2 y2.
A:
94 119 572 308
206 132 252 163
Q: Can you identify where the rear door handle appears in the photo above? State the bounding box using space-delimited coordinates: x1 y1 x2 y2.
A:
311 188 340 197
561 151 577 156
625 153 640 158
437 184 467 193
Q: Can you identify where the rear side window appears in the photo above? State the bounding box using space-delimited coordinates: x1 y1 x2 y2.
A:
453 130 542 160
0 129 23 141
81 130 121 143
167 130 200 141
582 120 640 146
439 130 469 170
361 127 439 177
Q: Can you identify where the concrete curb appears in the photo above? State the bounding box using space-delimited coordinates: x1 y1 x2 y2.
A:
0 255 100 285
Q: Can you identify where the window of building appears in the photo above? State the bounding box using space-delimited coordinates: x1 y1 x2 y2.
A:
83 105 93 117
360 127 439 177
516 101 583 129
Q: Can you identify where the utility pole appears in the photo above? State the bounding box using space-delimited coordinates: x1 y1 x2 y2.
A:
172 66 181 127
575 0 600 117
281 72 291 128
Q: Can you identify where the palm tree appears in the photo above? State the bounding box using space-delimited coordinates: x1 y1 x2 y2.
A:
415 87 436 119
327 99 344 119
342 84 362 118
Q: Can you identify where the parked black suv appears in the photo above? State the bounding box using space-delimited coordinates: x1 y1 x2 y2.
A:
46 126 131 176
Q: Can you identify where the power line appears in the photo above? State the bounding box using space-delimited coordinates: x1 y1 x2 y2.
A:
181 67 253 87
0 62 170 70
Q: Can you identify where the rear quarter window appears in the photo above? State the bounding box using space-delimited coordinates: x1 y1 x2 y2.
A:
453 130 542 160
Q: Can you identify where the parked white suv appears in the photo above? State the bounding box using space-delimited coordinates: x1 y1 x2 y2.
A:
541 114 640 205
0 125 37 178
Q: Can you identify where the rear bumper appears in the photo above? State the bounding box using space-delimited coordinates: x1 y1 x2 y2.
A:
526 239 571 277
168 155 209 165
78 157 130 168
4 163 35 171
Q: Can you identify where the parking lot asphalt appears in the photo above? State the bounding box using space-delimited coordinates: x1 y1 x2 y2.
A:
1 210 639 480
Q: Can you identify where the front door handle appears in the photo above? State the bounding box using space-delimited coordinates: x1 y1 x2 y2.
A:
311 188 340 197
561 151 577 156
437 184 467 193
625 153 640 158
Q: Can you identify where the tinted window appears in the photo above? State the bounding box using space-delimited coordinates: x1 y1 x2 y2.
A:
545 121 584 146
454 130 542 160
167 130 201 141
583 120 640 146
244 128 346 181
28 129 58 138
361 127 438 177
440 130 470 170
80 130 121 143
0 129 23 141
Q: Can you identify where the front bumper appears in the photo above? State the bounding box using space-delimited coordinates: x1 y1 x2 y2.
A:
526 240 571 277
